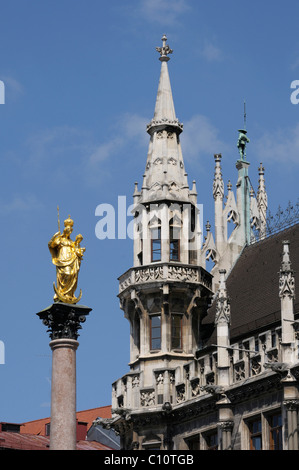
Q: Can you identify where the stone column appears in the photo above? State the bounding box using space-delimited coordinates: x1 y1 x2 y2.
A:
284 399 299 450
219 420 234 450
49 338 78 449
37 302 91 450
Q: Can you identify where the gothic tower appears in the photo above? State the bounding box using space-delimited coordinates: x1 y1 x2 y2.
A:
115 36 213 448
101 36 299 452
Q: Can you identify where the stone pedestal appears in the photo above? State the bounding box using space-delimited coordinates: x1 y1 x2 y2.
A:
37 302 91 450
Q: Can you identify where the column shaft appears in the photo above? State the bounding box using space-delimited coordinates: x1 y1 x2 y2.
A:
49 338 79 450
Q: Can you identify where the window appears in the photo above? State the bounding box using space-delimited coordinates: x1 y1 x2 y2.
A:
269 413 282 450
150 315 161 350
151 226 161 262
249 418 262 450
169 221 180 261
205 431 218 450
137 238 143 265
186 435 200 450
271 330 277 348
171 315 182 349
45 423 50 436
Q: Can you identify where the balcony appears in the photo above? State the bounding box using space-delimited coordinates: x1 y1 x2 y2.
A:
118 263 213 295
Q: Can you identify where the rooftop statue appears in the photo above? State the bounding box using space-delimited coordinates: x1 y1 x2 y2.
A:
48 210 85 304
237 101 250 160
237 128 250 161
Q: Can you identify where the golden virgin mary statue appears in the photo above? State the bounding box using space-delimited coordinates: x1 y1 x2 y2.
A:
48 215 85 304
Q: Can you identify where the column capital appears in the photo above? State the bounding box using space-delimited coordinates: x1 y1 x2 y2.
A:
37 302 92 341
283 399 299 411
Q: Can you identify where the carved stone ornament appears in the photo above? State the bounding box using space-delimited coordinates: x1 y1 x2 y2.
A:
140 389 155 407
215 296 230 324
135 266 164 283
213 154 224 201
279 271 295 299
37 302 91 340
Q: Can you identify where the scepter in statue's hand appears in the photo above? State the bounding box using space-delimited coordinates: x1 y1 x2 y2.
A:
57 205 61 233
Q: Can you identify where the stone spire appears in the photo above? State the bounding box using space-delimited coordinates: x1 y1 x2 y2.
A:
213 154 225 256
215 269 231 386
257 163 268 239
279 240 295 363
140 35 189 204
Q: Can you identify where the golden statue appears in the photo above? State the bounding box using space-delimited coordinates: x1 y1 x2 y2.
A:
48 211 85 304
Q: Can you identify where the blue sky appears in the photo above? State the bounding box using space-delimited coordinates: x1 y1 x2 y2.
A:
0 0 299 424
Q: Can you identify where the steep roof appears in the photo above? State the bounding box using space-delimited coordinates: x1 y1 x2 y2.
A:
202 224 299 344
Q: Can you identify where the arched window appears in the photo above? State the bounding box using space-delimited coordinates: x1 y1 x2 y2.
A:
150 315 161 350
169 217 181 261
171 314 182 349
150 218 162 262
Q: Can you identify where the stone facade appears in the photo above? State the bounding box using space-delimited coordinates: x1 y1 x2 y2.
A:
102 37 299 450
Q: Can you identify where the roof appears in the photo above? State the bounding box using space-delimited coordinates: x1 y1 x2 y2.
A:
202 224 299 344
0 432 112 450
21 405 112 436
87 418 120 450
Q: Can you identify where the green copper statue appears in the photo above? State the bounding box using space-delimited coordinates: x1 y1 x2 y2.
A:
237 129 250 160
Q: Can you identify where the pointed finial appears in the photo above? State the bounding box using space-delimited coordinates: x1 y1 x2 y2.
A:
156 35 173 62
258 162 265 175
281 240 292 272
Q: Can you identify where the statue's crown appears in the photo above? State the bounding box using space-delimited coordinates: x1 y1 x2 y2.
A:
64 215 74 227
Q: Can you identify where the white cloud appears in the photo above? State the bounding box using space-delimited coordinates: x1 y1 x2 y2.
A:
0 75 24 100
254 123 299 165
0 194 43 215
26 126 92 167
138 0 190 25
88 137 125 166
201 41 223 62
181 114 228 163
20 114 148 188
87 113 148 168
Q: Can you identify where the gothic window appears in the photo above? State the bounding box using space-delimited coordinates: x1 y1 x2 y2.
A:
150 315 161 350
134 312 140 352
169 218 180 261
248 418 262 450
171 314 182 349
186 435 200 450
204 431 218 450
137 237 143 265
268 413 282 450
151 225 161 262
271 329 277 348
